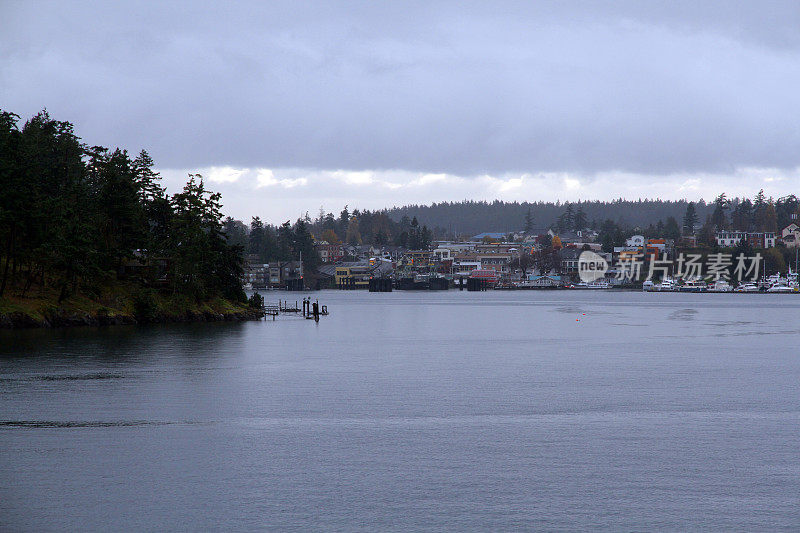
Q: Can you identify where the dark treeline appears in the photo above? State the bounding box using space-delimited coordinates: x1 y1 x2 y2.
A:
229 206 435 263
0 109 244 303
386 199 718 236
220 215 322 272
385 194 798 241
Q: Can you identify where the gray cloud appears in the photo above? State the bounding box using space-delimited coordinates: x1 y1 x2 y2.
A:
3 1 800 177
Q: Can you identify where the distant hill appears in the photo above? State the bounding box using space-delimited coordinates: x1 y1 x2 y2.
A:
386 199 714 235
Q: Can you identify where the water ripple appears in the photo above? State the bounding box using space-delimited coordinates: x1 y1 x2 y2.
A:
0 420 198 428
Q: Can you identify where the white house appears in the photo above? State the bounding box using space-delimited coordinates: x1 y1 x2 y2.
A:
715 231 747 247
782 223 800 248
715 231 776 248
625 235 645 247
432 247 453 261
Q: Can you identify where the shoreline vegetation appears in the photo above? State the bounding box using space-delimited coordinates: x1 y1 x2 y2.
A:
1 108 258 329
0 283 261 329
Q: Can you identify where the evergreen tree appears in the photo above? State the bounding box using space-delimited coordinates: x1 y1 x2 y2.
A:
0 110 23 297
731 198 753 231
753 189 767 231
764 202 778 232
698 216 717 247
774 195 799 230
20 110 93 301
338 205 350 237
249 217 265 260
276 221 294 261
598 219 624 253
683 202 698 234
86 147 147 269
168 175 242 301
132 150 164 204
574 205 588 232
711 193 729 229
664 216 681 240
395 231 409 248
523 208 534 233
408 217 422 249
322 212 337 231
557 203 575 232
293 218 320 273
421 225 432 248
222 217 248 250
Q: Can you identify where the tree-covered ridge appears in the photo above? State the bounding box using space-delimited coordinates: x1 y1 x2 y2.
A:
384 199 718 237
383 193 796 241
0 109 244 304
290 193 795 250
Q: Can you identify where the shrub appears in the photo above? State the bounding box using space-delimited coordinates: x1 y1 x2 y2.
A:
248 292 264 309
132 289 158 322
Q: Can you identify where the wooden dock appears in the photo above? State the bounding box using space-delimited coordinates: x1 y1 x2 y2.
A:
259 298 329 321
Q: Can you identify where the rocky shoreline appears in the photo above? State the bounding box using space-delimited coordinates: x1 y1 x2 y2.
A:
0 306 263 329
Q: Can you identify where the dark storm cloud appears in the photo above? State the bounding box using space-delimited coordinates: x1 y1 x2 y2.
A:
2 1 800 176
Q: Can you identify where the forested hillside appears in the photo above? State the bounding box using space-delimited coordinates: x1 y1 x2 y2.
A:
0 108 259 326
386 199 717 236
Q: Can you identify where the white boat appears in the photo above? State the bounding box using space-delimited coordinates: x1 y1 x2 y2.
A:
734 282 760 293
642 280 656 292
574 279 611 289
766 282 796 293
679 279 707 292
657 277 677 292
708 279 733 292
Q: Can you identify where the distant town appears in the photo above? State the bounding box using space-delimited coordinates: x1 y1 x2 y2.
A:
240 193 800 293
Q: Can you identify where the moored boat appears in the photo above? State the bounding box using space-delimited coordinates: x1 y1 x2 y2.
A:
708 279 733 292
573 279 611 289
734 282 760 293
679 279 707 292
657 277 677 292
766 282 796 293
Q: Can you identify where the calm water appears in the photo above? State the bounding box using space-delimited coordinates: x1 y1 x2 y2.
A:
2 290 800 531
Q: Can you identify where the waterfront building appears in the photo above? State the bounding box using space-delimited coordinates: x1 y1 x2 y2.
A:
244 261 270 288
315 241 344 263
714 231 776 248
318 261 394 289
781 224 800 248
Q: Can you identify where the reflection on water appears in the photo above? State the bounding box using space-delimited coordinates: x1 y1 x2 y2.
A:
668 308 698 320
2 290 800 530
0 420 180 428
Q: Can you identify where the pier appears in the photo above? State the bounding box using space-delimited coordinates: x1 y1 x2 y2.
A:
257 298 329 321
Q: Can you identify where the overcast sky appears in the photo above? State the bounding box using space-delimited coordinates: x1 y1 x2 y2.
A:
3 1 800 222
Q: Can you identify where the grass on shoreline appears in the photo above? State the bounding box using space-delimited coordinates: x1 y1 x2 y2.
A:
0 282 255 327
